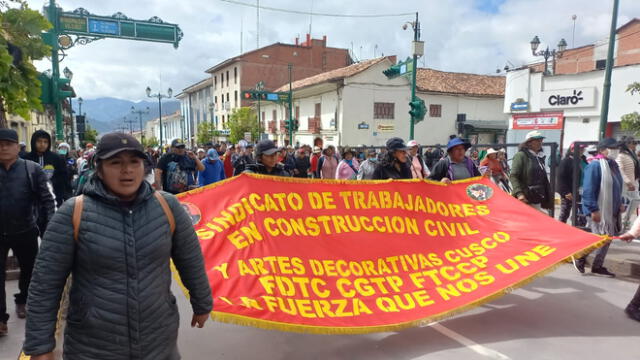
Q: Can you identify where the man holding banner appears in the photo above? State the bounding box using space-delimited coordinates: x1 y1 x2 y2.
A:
574 138 623 277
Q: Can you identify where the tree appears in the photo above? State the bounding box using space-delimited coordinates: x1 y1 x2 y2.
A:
196 122 218 145
227 107 259 144
0 2 51 128
83 124 98 145
620 82 640 135
143 136 159 148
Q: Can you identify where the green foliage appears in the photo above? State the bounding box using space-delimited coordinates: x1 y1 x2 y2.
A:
143 136 159 148
83 124 98 144
196 122 219 145
628 82 640 96
621 83 640 136
0 4 51 127
227 107 259 144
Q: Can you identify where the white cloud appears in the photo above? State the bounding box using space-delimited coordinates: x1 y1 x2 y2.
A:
31 0 640 101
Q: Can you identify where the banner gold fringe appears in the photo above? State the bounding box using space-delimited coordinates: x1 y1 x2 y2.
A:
176 173 488 199
169 234 608 335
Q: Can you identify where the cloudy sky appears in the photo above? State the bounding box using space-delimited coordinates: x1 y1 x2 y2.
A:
30 0 640 101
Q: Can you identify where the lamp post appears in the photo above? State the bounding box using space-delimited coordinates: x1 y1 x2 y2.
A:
256 81 265 138
131 106 150 145
530 36 567 75
62 67 79 149
146 86 173 151
403 12 424 140
208 102 216 143
78 97 83 117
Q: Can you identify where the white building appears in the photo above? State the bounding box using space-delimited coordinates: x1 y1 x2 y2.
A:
504 18 640 150
175 78 213 146
145 110 184 148
259 57 507 147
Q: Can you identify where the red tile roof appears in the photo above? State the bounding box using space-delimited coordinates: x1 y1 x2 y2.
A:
274 57 392 92
416 68 505 97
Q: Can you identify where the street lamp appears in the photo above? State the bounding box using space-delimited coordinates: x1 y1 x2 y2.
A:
131 105 150 144
530 35 567 75
78 97 83 116
146 86 173 151
208 102 216 143
62 67 78 148
63 66 73 80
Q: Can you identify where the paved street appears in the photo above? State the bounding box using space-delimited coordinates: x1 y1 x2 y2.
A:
2 263 638 360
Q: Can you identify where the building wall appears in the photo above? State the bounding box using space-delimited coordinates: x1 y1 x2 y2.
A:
260 60 506 148
207 39 351 132
505 63 640 150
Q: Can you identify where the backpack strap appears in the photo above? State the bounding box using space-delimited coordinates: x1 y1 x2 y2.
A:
154 191 175 236
73 195 84 243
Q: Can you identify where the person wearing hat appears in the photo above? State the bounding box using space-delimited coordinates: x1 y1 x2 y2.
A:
480 148 510 191
616 136 640 229
407 140 430 179
336 148 360 180
428 137 480 183
0 129 55 335
585 144 598 163
573 137 624 277
293 148 311 178
24 132 212 359
198 149 226 186
23 129 69 207
318 145 339 179
196 148 206 161
310 146 322 178
357 149 379 180
509 131 553 211
373 138 412 180
557 143 589 224
58 142 77 199
277 146 296 173
155 139 204 194
244 140 291 176
233 143 256 176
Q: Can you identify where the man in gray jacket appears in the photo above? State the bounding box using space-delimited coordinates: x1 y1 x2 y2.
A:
24 132 212 359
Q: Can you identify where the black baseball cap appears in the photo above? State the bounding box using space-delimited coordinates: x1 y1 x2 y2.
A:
96 132 146 160
171 139 185 148
598 137 620 150
386 137 408 152
0 128 19 143
256 140 279 156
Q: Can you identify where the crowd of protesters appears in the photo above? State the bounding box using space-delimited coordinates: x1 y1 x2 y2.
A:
1 124 640 359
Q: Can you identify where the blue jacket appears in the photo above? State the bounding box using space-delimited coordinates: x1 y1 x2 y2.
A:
582 158 623 216
198 159 226 186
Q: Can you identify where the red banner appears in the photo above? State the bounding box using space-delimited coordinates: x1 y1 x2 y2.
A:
175 174 605 334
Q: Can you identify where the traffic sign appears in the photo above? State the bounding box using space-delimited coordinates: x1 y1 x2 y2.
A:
58 10 183 48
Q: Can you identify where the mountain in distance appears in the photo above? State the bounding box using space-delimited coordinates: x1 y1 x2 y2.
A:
71 97 180 135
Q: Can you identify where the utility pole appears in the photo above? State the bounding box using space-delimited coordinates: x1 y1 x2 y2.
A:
288 64 293 146
599 0 620 140
131 106 149 144
256 0 260 49
256 81 264 139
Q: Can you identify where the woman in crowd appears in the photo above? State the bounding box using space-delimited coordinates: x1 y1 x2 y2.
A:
24 132 212 360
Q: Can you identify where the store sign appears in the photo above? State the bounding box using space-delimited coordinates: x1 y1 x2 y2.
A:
357 122 370 130
377 124 395 132
541 87 595 109
512 112 564 130
510 98 529 112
